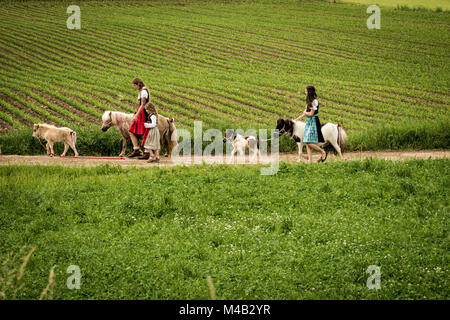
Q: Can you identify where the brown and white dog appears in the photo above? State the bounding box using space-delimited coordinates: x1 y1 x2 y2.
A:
223 129 261 163
32 123 79 156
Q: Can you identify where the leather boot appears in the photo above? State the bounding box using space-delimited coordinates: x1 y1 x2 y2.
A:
138 152 150 160
127 149 142 158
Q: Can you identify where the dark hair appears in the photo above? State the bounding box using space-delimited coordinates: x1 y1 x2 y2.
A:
132 77 145 90
306 86 317 111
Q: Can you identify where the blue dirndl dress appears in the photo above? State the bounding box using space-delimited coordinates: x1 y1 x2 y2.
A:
303 101 324 143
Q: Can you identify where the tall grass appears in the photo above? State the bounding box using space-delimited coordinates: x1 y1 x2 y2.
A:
0 121 448 156
346 120 450 151
0 126 127 156
1 159 448 299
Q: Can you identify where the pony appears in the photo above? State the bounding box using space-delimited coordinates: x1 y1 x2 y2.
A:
101 111 178 157
275 119 346 161
32 123 78 156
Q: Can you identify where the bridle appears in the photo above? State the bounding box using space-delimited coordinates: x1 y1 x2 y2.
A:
278 121 293 137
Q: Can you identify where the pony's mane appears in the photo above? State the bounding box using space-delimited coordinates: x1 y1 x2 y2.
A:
102 111 133 122
39 123 57 128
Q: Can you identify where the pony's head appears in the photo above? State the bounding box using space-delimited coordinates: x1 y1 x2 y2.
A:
101 111 113 132
274 119 293 138
32 123 41 138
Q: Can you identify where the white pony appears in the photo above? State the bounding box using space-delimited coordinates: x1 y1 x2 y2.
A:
275 119 347 161
101 111 178 157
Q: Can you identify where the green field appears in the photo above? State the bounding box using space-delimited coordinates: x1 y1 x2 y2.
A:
0 0 448 146
340 0 450 10
0 0 449 301
1 159 449 299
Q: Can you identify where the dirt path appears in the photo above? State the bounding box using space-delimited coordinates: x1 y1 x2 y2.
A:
0 150 449 167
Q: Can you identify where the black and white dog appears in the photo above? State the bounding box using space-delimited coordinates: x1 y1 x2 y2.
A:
275 119 346 161
223 129 261 163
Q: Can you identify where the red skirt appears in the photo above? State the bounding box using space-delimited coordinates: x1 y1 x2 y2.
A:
128 108 147 136
141 128 150 147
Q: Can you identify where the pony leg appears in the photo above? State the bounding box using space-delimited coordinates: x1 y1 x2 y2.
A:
330 141 343 159
297 142 303 161
49 142 55 156
62 142 69 156
46 142 51 156
120 137 127 157
69 140 79 156
163 130 169 157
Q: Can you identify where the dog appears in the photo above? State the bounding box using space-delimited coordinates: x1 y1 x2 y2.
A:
223 129 261 163
32 123 79 156
275 119 346 161
101 111 177 157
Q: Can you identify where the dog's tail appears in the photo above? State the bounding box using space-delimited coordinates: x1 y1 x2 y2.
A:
71 131 77 147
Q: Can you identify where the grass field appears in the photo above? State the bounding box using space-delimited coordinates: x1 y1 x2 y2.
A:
0 159 449 299
0 0 449 301
0 0 448 154
340 0 450 11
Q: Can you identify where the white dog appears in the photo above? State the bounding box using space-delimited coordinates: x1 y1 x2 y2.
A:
223 129 261 163
32 123 79 156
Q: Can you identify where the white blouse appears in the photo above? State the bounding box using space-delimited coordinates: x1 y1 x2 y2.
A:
138 87 149 100
306 99 319 110
144 114 157 129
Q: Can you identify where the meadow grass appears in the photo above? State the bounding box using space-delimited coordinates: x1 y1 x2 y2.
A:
1 119 448 156
338 0 450 11
0 159 448 299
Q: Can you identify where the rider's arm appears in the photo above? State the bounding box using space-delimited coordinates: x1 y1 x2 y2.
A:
144 114 157 129
294 108 308 121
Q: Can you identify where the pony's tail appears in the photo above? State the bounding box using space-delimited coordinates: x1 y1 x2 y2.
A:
338 123 346 154
168 118 178 142
71 131 77 148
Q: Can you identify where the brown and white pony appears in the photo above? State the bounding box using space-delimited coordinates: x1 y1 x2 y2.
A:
101 111 177 157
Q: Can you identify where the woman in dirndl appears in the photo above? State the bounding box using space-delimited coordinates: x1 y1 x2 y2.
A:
295 86 327 163
128 77 150 158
